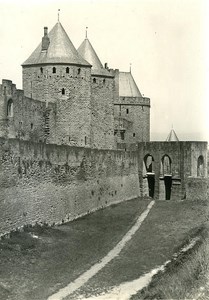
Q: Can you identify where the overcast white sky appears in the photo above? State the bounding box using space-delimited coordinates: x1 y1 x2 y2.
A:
0 0 208 141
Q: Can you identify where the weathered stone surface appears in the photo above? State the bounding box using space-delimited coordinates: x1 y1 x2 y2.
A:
186 177 208 200
0 80 46 142
0 138 139 235
90 75 115 149
138 141 208 200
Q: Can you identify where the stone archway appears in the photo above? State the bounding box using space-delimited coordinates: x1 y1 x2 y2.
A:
161 155 172 200
143 154 155 198
7 99 13 117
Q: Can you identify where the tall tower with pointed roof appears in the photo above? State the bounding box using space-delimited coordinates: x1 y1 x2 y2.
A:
78 34 115 149
22 22 92 147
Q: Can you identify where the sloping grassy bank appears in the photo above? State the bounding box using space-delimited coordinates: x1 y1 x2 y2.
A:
69 200 208 300
131 224 209 300
0 198 149 300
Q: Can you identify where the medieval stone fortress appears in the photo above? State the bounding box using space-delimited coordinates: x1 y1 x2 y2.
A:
0 19 207 235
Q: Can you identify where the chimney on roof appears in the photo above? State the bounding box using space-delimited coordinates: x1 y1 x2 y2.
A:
104 63 108 69
42 27 50 51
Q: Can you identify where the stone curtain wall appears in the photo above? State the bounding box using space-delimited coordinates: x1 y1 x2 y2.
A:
0 138 207 235
191 142 208 177
0 80 46 142
0 138 139 235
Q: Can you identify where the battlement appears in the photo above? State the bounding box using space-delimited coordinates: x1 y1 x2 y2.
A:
91 69 114 78
116 96 150 107
0 79 17 96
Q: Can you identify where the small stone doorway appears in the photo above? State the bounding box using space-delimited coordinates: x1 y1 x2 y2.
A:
164 175 172 200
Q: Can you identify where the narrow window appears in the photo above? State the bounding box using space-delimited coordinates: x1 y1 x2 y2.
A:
103 79 106 84
53 67 56 74
121 131 125 140
30 81 32 98
133 133 135 137
144 154 154 173
62 88 65 95
126 108 129 114
40 67 43 74
85 136 87 145
93 78 96 83
31 123 34 130
3 86 6 95
78 68 81 75
7 99 13 117
66 67 69 74
162 155 172 175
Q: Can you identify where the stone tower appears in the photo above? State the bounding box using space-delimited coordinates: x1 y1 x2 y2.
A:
113 70 150 146
22 22 92 147
77 35 115 149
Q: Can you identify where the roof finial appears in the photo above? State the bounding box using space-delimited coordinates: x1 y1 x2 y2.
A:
130 63 132 73
85 26 88 39
58 9 60 22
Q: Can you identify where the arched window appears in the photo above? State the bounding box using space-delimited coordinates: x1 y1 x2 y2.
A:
143 154 155 198
93 78 96 83
78 68 81 75
66 67 69 74
40 67 43 74
52 67 56 74
103 79 106 84
161 155 172 175
62 88 65 95
7 99 13 117
144 154 154 173
197 155 204 177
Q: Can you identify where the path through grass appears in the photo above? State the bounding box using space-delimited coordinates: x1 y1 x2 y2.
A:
0 198 149 300
69 200 208 299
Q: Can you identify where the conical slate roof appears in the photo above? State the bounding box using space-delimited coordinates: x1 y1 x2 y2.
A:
166 129 179 141
77 38 103 69
119 72 142 97
77 38 112 77
22 22 90 66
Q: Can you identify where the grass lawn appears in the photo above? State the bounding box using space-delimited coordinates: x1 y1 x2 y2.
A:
0 198 149 300
131 227 209 300
70 200 208 299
